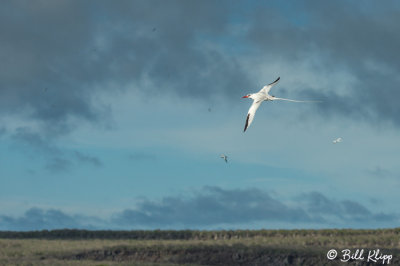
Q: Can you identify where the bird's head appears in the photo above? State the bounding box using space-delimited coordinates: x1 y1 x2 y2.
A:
242 94 253 99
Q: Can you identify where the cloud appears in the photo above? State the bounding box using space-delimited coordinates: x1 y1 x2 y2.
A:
10 127 102 172
11 127 61 156
2 1 400 138
297 191 398 224
113 186 313 228
297 192 369 222
44 157 72 173
74 151 103 167
114 188 398 228
0 1 250 136
11 127 70 172
246 1 400 126
0 208 101 231
0 187 398 230
0 1 106 133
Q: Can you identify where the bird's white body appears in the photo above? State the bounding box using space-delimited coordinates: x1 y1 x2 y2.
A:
242 77 318 132
220 154 228 163
333 137 343 144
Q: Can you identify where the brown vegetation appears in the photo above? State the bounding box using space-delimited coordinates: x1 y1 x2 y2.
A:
0 229 399 265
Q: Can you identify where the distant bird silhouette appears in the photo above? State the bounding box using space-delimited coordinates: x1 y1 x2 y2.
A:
220 154 228 163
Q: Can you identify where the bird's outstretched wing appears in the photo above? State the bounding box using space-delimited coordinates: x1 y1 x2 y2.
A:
260 77 280 94
273 97 321 103
333 137 342 144
244 100 262 132
220 154 228 163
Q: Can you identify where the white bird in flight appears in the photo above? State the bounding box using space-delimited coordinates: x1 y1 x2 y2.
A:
333 137 342 144
220 154 228 163
242 77 319 132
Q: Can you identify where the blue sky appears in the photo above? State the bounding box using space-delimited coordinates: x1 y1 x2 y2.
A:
1 0 400 230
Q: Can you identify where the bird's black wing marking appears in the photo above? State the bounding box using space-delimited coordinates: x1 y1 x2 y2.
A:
244 113 250 132
267 77 280 86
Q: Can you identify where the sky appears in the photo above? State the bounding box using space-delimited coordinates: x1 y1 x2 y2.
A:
1 0 400 230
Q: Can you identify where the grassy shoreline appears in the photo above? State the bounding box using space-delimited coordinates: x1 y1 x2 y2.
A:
1 229 399 265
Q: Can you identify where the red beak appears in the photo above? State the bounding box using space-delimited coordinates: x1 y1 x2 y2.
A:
242 96 248 98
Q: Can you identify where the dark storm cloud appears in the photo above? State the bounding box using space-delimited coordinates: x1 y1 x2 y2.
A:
3 0 400 180
247 1 400 126
0 1 103 135
3 1 398 132
0 0 250 136
0 187 397 230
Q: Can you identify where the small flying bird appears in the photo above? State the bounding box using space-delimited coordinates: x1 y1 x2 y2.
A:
242 77 320 132
220 154 228 163
333 137 342 144
208 107 212 112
